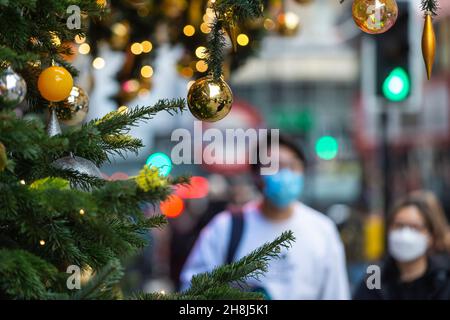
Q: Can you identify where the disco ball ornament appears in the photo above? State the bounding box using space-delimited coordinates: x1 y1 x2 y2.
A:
352 0 398 34
0 67 27 108
56 86 89 126
187 76 233 122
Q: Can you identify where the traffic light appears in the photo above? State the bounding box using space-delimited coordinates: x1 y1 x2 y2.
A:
315 136 339 160
382 67 411 101
375 0 411 102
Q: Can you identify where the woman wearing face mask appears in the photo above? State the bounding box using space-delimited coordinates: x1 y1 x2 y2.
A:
354 191 450 300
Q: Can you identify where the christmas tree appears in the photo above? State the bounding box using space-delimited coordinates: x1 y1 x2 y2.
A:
0 0 294 299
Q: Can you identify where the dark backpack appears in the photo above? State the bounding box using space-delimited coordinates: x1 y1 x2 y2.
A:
225 210 245 264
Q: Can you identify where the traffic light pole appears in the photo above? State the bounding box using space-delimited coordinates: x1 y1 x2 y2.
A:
380 106 391 217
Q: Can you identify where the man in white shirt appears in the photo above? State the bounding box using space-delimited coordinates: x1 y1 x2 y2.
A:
180 134 350 300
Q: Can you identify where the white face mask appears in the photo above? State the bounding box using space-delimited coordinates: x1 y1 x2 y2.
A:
388 227 428 262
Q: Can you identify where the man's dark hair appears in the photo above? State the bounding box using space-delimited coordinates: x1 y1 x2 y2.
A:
250 131 307 174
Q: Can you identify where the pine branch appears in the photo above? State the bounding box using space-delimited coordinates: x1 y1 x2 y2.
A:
184 231 295 298
421 0 439 16
0 249 58 299
206 19 226 81
91 99 186 136
71 259 124 300
205 0 264 80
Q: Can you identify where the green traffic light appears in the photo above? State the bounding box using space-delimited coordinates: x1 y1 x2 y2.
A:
316 136 338 160
382 67 410 102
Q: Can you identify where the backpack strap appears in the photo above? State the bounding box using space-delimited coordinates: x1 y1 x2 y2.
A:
225 210 245 264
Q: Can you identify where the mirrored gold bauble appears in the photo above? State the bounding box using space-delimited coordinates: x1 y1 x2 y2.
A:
352 0 398 34
187 76 233 122
56 86 89 126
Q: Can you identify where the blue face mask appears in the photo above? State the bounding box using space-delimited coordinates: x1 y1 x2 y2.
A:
262 168 304 208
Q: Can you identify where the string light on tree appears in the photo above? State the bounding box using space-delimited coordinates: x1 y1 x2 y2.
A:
39 240 46 246
352 0 398 34
183 25 196 36
237 34 249 46
92 57 106 69
131 42 143 55
141 40 153 53
78 43 91 54
74 35 86 44
140 65 154 78
195 60 208 73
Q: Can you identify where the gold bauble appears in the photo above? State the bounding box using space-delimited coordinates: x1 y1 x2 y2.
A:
422 14 436 80
352 0 398 34
56 86 89 126
187 76 233 122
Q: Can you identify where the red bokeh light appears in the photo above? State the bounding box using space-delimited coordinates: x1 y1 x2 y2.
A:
160 195 184 218
175 176 209 199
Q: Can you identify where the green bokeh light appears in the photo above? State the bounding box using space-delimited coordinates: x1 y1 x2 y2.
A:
382 67 410 102
146 152 172 176
316 136 338 160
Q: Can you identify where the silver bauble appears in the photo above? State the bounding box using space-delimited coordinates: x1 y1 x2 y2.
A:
56 86 89 126
0 67 27 108
52 155 102 189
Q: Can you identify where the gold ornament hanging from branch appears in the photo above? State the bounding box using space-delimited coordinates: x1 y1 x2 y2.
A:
223 8 239 53
421 12 436 80
186 0 264 122
420 0 438 80
187 75 233 122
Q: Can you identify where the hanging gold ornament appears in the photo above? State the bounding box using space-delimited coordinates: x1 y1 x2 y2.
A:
187 76 233 122
56 86 89 126
352 0 398 34
223 8 239 52
0 142 7 172
421 13 436 80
